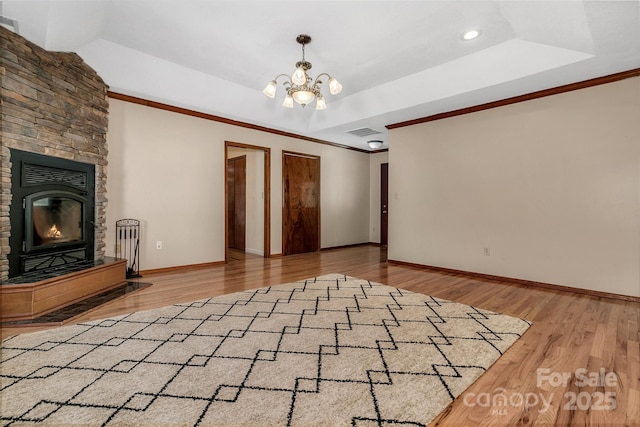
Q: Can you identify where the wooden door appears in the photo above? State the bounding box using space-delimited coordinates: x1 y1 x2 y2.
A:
227 156 246 251
381 163 389 246
283 151 320 255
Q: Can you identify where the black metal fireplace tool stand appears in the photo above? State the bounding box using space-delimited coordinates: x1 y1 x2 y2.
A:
115 219 142 278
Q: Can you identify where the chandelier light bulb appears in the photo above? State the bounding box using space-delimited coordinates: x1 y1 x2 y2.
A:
292 90 315 106
315 96 327 110
328 77 342 95
282 95 294 108
292 67 307 86
262 81 277 98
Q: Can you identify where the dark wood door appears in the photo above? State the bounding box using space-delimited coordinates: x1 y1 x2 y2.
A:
381 163 388 246
283 151 320 255
227 156 246 251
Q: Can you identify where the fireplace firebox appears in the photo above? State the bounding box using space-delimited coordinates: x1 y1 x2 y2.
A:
25 191 86 251
8 149 95 278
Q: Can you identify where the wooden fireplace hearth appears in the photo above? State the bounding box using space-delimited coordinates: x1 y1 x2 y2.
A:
0 258 127 322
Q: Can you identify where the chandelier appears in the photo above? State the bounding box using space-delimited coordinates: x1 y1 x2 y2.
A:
262 34 342 110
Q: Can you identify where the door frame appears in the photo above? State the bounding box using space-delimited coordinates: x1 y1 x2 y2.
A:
225 141 271 261
282 150 321 255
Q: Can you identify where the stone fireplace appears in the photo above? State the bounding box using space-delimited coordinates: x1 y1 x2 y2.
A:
1 26 109 283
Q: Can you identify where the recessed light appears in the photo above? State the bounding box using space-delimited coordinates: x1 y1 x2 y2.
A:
462 29 482 40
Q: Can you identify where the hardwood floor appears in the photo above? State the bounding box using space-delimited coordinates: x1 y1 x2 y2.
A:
2 245 638 426
226 248 263 262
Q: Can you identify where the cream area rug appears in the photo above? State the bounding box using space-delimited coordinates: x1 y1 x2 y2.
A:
1 274 531 426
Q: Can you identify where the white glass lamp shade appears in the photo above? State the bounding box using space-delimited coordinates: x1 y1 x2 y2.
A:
315 95 327 110
367 140 383 149
328 77 342 95
292 67 307 85
282 94 294 108
262 81 277 98
292 90 315 106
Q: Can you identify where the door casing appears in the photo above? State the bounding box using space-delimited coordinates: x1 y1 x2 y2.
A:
224 141 271 260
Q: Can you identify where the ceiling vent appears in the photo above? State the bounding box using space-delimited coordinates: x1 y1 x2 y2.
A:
0 16 19 33
345 127 381 137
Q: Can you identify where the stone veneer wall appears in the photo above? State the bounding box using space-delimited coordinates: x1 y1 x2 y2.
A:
0 26 109 282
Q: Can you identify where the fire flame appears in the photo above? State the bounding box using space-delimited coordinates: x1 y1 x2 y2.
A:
47 224 62 238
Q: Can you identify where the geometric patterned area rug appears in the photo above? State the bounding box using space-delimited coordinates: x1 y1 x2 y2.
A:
1 274 531 426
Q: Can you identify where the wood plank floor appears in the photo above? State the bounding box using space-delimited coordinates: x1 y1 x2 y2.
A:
2 246 638 426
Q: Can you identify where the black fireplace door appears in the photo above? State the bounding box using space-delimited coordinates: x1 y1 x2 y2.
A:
24 191 87 253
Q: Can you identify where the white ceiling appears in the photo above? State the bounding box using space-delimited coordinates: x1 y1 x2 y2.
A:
2 1 640 151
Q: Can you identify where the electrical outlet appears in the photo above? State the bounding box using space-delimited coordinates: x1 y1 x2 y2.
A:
484 247 490 256
156 241 163 250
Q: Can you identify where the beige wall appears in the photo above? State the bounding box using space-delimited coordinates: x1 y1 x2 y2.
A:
389 77 640 297
106 99 371 270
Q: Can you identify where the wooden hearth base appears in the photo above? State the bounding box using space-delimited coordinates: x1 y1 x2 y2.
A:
0 258 128 322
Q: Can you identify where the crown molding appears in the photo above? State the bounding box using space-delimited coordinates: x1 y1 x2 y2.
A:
107 92 371 154
387 68 640 130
